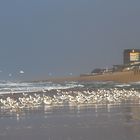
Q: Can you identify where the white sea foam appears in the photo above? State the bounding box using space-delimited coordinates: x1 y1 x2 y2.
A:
0 81 84 95
115 84 131 87
0 80 139 95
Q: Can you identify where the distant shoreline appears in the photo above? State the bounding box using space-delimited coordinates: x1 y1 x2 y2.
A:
47 70 140 83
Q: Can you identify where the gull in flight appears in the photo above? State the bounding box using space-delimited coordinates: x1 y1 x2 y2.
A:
20 70 24 74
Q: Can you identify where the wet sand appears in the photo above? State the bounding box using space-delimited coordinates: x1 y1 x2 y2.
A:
48 71 140 83
0 103 140 140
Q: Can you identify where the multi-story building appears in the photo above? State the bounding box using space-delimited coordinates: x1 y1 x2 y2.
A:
123 49 140 65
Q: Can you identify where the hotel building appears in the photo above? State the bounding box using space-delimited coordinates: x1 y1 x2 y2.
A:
123 49 140 65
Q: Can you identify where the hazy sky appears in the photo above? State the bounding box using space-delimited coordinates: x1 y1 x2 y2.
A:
0 0 140 80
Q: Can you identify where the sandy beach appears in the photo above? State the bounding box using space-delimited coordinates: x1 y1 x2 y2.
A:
48 70 140 83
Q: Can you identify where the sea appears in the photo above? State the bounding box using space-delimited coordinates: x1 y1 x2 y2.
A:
0 80 140 140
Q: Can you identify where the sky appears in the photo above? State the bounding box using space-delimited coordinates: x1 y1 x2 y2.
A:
0 0 140 80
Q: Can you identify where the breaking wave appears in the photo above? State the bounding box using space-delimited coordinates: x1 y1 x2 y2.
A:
0 81 84 95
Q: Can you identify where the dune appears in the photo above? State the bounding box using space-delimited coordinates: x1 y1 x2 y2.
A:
48 70 140 83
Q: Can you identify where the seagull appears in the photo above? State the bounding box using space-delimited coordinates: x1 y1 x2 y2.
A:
19 70 24 74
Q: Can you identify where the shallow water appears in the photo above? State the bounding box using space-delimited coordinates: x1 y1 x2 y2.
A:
0 103 140 140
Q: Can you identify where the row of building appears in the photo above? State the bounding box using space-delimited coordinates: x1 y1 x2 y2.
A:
114 49 140 71
91 49 140 75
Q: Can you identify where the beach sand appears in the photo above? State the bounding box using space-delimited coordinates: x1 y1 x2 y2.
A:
48 70 140 83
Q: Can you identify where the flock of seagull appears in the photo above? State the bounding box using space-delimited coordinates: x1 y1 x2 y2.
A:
0 88 140 113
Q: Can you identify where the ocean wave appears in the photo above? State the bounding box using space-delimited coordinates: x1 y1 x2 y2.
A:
0 81 84 95
0 80 140 95
115 84 131 87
